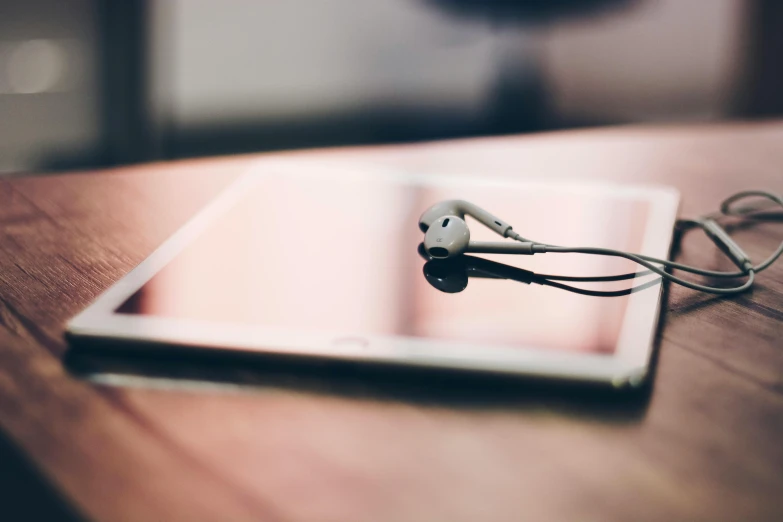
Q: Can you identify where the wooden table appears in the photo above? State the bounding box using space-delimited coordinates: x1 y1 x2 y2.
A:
1 122 782 522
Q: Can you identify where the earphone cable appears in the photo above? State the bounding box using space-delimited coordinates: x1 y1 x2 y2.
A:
507 189 782 295
541 276 663 297
534 244 756 294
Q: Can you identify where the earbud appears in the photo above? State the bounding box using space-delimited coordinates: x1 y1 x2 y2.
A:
422 215 470 259
419 201 534 259
419 200 513 237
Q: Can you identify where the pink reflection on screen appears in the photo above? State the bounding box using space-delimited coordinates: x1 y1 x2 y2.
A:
118 175 652 355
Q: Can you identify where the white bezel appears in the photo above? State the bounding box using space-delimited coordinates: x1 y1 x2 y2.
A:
68 160 680 387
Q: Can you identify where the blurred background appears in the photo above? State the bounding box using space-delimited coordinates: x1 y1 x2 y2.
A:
0 0 781 174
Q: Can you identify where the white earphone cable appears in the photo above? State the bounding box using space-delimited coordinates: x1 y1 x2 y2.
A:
508 190 782 295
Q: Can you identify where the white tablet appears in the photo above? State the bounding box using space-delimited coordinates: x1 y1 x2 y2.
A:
67 160 679 388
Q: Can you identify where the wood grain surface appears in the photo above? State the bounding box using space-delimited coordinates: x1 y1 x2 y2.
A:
1 122 782 522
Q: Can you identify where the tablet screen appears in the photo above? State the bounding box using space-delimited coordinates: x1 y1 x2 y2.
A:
116 173 656 355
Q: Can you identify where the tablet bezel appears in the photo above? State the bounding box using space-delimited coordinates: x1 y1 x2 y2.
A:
67 161 680 388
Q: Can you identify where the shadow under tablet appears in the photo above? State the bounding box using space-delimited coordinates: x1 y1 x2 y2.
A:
64 342 658 422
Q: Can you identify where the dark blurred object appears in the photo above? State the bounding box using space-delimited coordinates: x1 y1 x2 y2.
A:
733 0 783 117
426 0 634 22
98 0 154 166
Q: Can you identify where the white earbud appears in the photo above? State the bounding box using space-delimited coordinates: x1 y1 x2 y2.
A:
418 200 513 237
419 201 533 259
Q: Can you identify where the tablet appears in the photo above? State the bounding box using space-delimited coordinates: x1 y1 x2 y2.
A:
67 161 679 388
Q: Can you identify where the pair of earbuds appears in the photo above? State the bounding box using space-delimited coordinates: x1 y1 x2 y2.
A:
417 191 783 295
